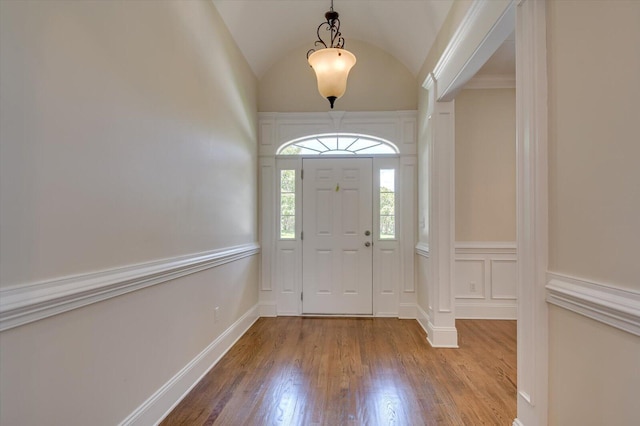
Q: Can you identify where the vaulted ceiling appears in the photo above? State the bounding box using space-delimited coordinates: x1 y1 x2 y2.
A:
212 0 455 78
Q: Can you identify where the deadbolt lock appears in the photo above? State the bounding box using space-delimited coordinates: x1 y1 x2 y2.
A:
364 230 371 236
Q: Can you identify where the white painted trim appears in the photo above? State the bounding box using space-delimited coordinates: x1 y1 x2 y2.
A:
546 273 640 337
258 302 278 317
455 241 516 254
415 242 430 258
512 419 524 426
515 0 548 424
398 303 417 319
258 111 418 157
455 301 517 320
0 243 260 332
416 304 430 335
120 304 260 426
425 321 459 348
463 74 516 90
429 0 517 101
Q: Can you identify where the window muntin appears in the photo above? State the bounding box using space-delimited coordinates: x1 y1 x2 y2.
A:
279 169 296 239
278 133 397 156
379 169 396 239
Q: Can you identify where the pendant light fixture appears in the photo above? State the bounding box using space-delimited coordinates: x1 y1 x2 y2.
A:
307 0 356 109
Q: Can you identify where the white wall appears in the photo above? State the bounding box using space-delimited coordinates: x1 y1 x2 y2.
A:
259 39 417 112
0 1 259 424
547 0 640 423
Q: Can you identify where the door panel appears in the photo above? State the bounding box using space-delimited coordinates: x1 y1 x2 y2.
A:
302 158 373 314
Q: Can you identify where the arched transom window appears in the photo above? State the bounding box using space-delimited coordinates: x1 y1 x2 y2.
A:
277 133 398 156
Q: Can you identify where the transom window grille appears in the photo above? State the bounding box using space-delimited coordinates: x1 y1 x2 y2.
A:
278 133 398 156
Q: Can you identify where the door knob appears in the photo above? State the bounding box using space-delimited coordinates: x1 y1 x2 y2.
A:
364 241 371 247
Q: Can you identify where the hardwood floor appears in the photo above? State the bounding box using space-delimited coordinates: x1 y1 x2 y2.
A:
161 318 516 425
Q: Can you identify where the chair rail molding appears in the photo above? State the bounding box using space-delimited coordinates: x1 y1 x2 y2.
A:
547 272 640 337
0 243 260 332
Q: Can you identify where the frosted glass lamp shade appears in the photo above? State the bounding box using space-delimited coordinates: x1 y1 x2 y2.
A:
308 48 356 108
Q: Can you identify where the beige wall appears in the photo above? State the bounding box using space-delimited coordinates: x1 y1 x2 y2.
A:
549 306 640 425
0 0 258 287
547 1 640 424
548 0 640 290
455 89 515 242
259 39 417 112
0 258 259 425
0 1 259 424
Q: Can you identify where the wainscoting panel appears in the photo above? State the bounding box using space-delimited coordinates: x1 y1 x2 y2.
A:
454 242 517 319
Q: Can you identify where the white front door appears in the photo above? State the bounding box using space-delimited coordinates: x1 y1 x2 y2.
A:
302 158 373 314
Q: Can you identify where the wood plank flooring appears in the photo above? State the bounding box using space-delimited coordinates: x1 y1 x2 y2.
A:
161 318 516 425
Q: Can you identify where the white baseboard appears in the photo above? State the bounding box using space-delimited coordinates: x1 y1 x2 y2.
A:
426 321 459 348
375 312 399 318
512 419 524 426
259 302 277 317
455 301 517 319
119 304 260 426
416 305 430 334
416 305 458 348
398 303 417 319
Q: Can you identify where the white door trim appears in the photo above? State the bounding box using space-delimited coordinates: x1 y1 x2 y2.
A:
258 112 418 319
420 0 548 423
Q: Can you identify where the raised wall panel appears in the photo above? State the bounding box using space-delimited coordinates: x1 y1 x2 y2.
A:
455 259 486 299
453 242 517 319
342 250 358 294
260 162 274 291
316 190 333 235
379 249 398 294
491 259 517 299
316 250 332 293
342 189 359 235
279 249 296 293
260 121 274 147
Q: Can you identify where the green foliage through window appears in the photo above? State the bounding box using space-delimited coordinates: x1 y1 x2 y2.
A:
280 170 296 239
380 169 395 239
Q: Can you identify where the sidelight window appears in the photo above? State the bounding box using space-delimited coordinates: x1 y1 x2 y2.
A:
279 169 296 239
379 169 396 239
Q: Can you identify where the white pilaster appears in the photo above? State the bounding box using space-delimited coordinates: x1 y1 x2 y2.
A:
515 0 548 424
423 74 458 348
